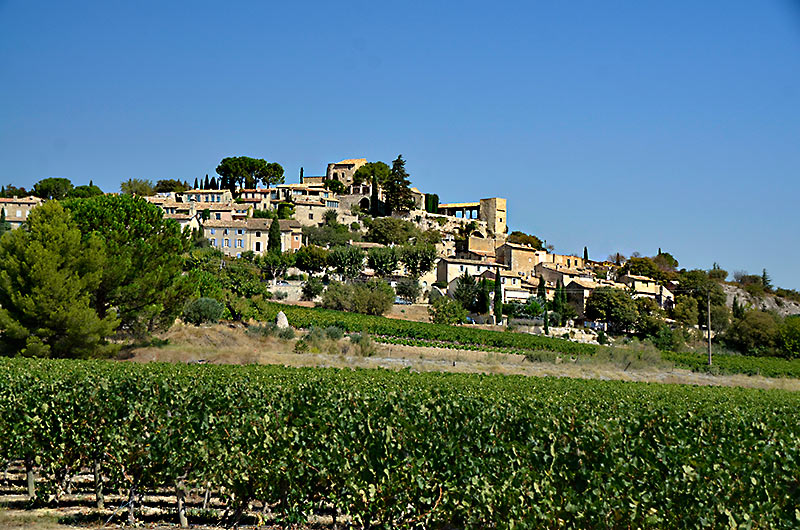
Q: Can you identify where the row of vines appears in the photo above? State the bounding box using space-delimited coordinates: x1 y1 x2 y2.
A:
1 358 799 528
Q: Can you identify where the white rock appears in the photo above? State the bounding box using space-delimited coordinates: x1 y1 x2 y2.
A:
276 311 289 329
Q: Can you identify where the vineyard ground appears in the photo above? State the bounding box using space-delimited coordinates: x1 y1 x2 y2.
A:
127 322 800 391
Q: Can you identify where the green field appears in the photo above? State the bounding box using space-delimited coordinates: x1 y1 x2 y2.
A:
2 358 799 528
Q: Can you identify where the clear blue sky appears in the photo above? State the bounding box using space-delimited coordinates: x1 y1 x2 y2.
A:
1 1 799 289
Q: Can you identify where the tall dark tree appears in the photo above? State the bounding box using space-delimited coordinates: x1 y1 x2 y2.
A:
268 219 282 254
0 209 10 237
194 177 199 189
370 175 381 217
537 278 546 299
583 246 589 261
210 177 218 190
475 278 490 314
762 269 772 291
383 155 414 214
300 167 304 181
203 175 210 190
352 161 391 187
494 267 503 323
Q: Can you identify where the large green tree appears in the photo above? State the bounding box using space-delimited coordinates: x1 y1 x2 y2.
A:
32 177 73 200
367 246 399 277
584 287 637 333
67 184 104 198
0 202 119 357
63 195 192 335
216 156 285 190
352 161 391 187
294 245 329 275
383 155 415 214
154 179 189 193
399 244 437 277
328 246 366 281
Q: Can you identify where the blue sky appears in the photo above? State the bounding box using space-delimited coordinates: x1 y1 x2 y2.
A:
1 1 799 289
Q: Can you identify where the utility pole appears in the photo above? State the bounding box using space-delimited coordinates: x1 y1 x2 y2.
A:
707 290 712 367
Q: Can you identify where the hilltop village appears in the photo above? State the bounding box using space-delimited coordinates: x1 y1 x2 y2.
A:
2 155 798 356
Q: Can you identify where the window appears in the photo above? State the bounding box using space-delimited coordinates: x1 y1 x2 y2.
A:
236 253 241 258
224 228 229 235
224 239 230 247
16 210 21 217
210 228 215 234
237 229 243 235
309 213 313 220
255 231 261 237
255 242 261 252
215 213 221 220
237 239 243 248
294 235 299 240
210 238 216 246
459 265 464 271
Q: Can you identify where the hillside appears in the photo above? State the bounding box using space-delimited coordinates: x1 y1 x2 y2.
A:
722 283 800 317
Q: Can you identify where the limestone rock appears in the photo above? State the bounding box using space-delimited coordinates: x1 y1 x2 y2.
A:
276 311 289 329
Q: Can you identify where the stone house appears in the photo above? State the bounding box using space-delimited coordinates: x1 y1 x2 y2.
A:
618 274 675 309
204 218 302 257
179 189 233 204
0 196 44 229
326 158 367 186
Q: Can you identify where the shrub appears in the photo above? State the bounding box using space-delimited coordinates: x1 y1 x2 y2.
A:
302 277 325 301
395 276 421 303
277 327 296 340
182 297 224 325
274 291 288 300
325 326 344 340
321 280 395 316
429 297 468 325
246 323 278 338
349 333 376 357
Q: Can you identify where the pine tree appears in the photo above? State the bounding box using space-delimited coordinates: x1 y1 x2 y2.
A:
0 202 119 358
762 269 772 291
268 218 282 254
193 177 199 189
493 267 503 324
383 155 414 214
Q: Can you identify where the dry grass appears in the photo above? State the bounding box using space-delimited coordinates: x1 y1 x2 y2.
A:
126 323 800 392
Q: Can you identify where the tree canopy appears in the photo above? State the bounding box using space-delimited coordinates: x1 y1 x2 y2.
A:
382 155 415 214
120 178 155 196
154 179 190 193
507 231 544 250
584 287 637 333
63 194 192 335
33 177 73 200
352 161 391 187
216 156 284 190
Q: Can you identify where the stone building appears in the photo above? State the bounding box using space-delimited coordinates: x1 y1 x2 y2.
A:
326 158 367 186
204 218 302 257
0 196 44 229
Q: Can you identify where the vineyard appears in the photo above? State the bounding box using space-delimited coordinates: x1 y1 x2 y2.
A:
2 358 799 528
260 302 800 378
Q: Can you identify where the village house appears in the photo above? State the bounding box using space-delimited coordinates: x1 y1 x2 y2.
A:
178 189 233 204
479 268 536 303
437 257 508 287
564 278 628 319
0 196 44 229
203 218 302 257
534 262 593 289
619 274 675 309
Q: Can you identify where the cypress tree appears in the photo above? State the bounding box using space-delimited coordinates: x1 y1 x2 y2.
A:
203 175 210 190
300 167 304 182
193 177 199 189
493 267 503 324
268 218 282 254
370 175 380 217
544 308 549 335
210 177 217 190
583 246 588 261
537 277 546 299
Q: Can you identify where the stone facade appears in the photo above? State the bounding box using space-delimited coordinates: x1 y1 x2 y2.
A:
326 158 367 186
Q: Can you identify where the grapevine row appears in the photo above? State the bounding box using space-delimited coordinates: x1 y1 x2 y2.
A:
1 358 799 528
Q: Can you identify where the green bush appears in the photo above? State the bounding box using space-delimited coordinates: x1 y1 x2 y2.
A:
429 297 468 325
321 280 394 316
276 327 295 340
302 277 325 301
182 297 224 325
